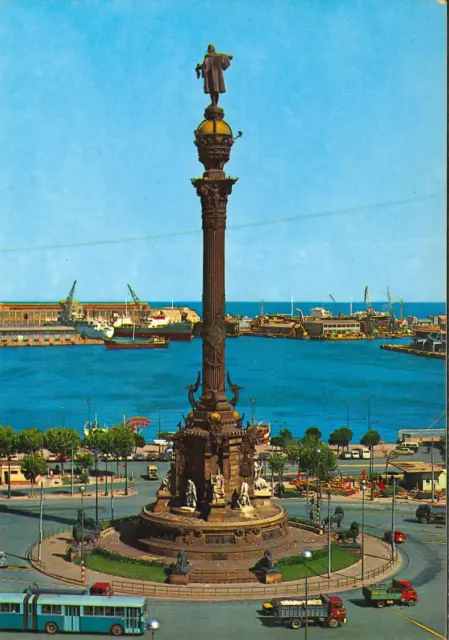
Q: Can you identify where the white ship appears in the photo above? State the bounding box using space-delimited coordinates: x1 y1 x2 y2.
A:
74 319 114 340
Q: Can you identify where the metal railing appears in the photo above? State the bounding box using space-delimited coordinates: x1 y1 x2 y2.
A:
111 555 398 600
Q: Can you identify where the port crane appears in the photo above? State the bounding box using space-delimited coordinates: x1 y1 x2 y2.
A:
385 287 398 334
295 308 308 337
127 284 147 322
60 280 77 324
364 286 375 335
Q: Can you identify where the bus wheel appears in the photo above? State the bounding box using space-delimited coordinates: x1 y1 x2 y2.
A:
291 619 302 629
45 622 59 634
110 624 124 636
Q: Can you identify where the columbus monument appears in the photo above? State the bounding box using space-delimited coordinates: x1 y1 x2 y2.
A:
138 46 292 574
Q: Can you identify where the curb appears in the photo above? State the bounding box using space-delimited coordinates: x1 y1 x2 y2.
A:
27 531 399 601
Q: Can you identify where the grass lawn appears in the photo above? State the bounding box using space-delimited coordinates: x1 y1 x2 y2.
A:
84 554 167 583
279 545 359 581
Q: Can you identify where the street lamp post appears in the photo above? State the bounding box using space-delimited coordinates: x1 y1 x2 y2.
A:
71 447 74 497
430 438 435 503
300 550 312 639
250 397 255 426
157 406 161 439
148 619 160 640
327 488 331 578
344 402 350 428
38 482 44 562
94 449 99 526
391 476 396 562
315 448 322 523
80 485 86 583
360 482 367 580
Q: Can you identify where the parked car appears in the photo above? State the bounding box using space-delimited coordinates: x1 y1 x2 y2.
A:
359 448 371 459
395 447 414 456
351 450 361 459
147 452 159 461
135 453 145 461
384 530 407 544
399 443 419 453
339 451 352 460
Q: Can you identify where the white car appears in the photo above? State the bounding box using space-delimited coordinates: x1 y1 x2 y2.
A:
351 450 361 459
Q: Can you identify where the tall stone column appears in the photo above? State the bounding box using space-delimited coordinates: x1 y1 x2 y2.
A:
192 107 237 414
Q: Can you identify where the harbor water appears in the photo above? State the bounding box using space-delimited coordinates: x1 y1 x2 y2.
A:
0 300 445 443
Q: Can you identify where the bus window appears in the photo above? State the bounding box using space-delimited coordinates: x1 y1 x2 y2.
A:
0 603 20 613
115 607 125 616
83 606 94 616
41 605 62 615
94 606 105 616
105 607 115 616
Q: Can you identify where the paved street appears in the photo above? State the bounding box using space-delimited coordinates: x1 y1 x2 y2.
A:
0 461 445 639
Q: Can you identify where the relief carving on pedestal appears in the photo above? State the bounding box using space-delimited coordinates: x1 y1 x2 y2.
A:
203 299 226 375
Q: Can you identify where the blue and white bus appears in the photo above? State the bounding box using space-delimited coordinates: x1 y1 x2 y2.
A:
0 592 149 635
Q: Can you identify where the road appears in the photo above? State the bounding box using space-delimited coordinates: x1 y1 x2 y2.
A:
0 461 445 639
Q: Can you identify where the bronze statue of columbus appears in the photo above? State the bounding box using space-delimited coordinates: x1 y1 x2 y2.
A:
196 44 233 106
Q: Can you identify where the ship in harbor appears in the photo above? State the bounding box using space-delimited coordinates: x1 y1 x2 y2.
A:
104 335 169 350
112 314 193 341
73 319 114 340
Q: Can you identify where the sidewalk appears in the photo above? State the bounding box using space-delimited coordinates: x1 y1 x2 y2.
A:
28 530 398 601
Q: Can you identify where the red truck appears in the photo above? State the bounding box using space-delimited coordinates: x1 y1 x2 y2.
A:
363 579 418 608
262 595 347 629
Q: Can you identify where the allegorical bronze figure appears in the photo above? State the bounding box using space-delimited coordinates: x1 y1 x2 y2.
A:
196 44 233 106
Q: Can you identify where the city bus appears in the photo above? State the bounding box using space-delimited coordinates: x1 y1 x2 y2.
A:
0 592 149 635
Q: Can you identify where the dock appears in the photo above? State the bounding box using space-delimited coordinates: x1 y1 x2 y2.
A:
380 344 445 359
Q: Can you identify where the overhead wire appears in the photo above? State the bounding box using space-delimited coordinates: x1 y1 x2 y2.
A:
0 191 440 254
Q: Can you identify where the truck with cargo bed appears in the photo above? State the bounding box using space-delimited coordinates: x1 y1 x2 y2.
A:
416 504 446 524
362 579 418 608
262 595 347 629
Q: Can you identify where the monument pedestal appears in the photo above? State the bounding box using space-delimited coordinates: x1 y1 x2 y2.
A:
153 490 171 513
252 490 273 507
263 571 283 585
207 500 227 522
168 571 191 586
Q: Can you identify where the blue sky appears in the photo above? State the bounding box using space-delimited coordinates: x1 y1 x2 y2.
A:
0 0 445 302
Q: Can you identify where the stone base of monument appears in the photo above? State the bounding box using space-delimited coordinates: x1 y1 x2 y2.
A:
153 491 171 513
252 490 273 507
263 571 283 585
207 500 227 522
138 502 293 561
168 571 191 586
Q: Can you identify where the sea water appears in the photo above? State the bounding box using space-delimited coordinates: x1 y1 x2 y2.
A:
0 301 445 443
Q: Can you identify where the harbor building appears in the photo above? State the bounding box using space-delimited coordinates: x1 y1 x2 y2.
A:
303 317 362 339
0 301 199 328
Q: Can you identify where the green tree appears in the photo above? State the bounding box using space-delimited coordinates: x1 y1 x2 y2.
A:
45 428 81 476
299 442 337 490
304 426 322 442
75 453 94 472
285 443 303 472
134 433 146 451
109 424 136 495
267 454 287 496
18 429 44 454
271 427 293 450
20 453 47 496
0 425 19 499
329 427 353 453
360 429 381 449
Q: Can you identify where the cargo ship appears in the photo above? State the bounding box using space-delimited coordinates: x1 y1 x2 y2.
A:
112 315 193 341
104 336 169 350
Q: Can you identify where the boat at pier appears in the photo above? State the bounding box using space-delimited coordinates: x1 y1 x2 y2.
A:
104 336 169 350
112 315 193 341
